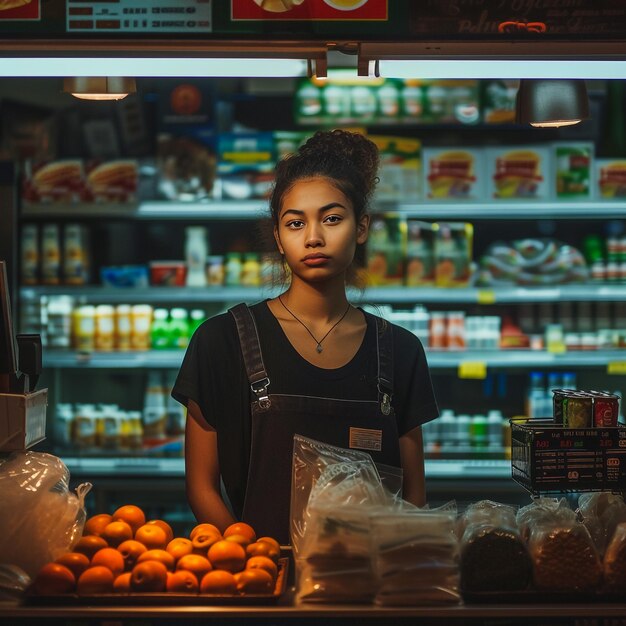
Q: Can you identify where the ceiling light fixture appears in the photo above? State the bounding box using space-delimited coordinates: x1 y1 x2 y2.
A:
63 76 136 101
515 79 590 128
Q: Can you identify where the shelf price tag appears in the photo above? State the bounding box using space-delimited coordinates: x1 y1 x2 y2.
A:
476 290 496 305
608 362 626 375
458 361 487 380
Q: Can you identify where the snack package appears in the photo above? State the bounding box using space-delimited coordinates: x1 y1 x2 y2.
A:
486 146 550 200
423 148 484 201
371 503 461 606
553 142 594 199
577 492 626 557
458 500 532 593
0 452 91 578
517 497 602 592
603 522 626 591
365 215 406 287
596 159 626 199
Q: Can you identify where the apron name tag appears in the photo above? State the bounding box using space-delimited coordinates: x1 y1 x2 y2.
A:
349 427 382 452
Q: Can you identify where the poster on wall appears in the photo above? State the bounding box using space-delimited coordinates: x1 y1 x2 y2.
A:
231 0 388 21
0 0 40 21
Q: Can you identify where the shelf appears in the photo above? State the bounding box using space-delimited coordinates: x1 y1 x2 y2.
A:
21 199 626 220
42 348 626 369
21 283 626 304
59 455 512 479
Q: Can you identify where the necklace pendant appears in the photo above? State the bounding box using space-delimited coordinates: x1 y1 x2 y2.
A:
316 343 323 353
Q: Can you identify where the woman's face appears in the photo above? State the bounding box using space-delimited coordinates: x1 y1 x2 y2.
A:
274 177 369 284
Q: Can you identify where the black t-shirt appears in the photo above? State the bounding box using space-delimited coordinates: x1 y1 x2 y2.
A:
172 300 439 518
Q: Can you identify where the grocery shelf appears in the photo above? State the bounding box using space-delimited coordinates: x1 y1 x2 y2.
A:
59 455 512 479
21 199 626 220
20 283 626 304
42 348 626 369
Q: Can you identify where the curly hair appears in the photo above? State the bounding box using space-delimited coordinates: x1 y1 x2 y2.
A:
269 130 380 283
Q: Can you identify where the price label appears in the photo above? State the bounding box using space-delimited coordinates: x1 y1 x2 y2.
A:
608 361 626 375
476 290 496 305
458 361 487 379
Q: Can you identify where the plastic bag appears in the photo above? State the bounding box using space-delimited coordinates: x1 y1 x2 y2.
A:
517 497 602 592
603 521 626 591
0 451 92 578
458 500 532 593
577 492 626 557
371 502 461 606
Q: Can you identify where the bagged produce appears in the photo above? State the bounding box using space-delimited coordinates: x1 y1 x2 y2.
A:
0 451 91 578
458 500 532 593
603 522 626 592
577 492 626 558
371 503 461 606
517 497 602 592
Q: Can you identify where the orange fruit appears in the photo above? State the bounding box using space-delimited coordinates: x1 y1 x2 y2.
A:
112 505 146 535
200 569 237 594
223 522 256 544
32 563 75 595
101 520 133 548
258 536 281 552
76 566 115 595
207 540 246 574
135 523 168 550
246 541 280 564
117 539 147 570
91 547 125 578
246 555 278 581
130 560 167 592
113 571 132 592
190 523 221 541
166 537 194 561
192 533 222 555
146 519 174 545
235 568 273 594
137 549 175 571
84 513 113 537
74 535 108 560
225 533 252 549
166 570 199 593
55 552 90 579
176 554 212 581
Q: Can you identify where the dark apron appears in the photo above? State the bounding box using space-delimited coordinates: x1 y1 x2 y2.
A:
229 303 401 545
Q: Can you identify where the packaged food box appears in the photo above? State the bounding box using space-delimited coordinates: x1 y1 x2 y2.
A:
423 148 484 201
150 261 186 287
22 160 85 204
434 222 473 287
553 142 594 199
100 266 149 288
405 219 435 286
595 158 626 199
370 135 421 202
486 146 551 200
85 160 138 203
365 214 406 286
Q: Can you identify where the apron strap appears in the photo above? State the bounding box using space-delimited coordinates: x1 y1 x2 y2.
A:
229 303 271 409
374 315 394 416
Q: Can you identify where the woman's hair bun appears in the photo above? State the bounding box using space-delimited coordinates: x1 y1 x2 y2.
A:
299 129 380 195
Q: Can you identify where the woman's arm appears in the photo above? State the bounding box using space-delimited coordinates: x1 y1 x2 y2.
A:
399 425 426 507
185 399 236 531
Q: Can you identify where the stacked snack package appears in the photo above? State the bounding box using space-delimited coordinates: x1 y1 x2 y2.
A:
458 500 532 594
370 504 460 606
516 498 602 593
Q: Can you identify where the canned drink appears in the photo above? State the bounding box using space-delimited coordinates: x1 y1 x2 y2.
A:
563 392 593 428
552 389 568 425
591 391 620 427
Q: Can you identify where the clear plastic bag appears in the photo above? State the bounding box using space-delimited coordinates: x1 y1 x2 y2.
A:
577 492 626 558
603 521 626 592
458 500 532 593
517 498 602 592
371 503 461 606
0 451 91 578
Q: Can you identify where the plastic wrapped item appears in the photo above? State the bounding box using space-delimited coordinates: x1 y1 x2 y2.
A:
603 522 626 591
458 500 532 593
0 452 91 578
371 503 461 606
517 498 602 592
577 492 626 558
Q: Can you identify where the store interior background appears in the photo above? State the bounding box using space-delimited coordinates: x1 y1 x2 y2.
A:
1 71 625 534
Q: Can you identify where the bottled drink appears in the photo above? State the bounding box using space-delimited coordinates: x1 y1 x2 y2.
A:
456 414 471 448
185 226 208 287
487 410 504 449
225 252 243 286
189 309 206 337
471 414 488 449
527 371 545 418
151 308 170 350
165 370 186 437
169 308 190 349
41 224 61 285
438 410 456 449
21 224 39 285
143 371 167 439
115 305 132 351
95 304 115 351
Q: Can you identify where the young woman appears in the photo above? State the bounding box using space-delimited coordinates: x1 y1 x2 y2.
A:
173 130 439 544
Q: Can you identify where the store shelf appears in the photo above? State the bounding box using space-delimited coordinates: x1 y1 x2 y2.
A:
60 455 512 479
21 199 626 220
20 283 626 304
42 348 626 369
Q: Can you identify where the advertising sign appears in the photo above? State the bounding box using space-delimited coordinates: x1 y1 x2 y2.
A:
232 0 387 21
0 0 40 21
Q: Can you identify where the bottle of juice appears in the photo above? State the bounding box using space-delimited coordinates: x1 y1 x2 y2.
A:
151 308 170 350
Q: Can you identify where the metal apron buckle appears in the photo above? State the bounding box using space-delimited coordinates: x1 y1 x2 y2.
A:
251 377 271 410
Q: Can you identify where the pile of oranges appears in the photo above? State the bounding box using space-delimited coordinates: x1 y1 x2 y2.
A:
30 505 281 596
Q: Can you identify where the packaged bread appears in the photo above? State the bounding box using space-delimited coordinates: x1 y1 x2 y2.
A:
578 492 626 557
603 522 626 591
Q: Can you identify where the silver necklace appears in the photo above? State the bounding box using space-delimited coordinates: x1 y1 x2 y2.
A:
278 295 351 354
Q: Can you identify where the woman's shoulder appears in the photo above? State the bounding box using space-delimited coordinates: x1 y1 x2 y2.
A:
362 309 426 355
194 301 268 341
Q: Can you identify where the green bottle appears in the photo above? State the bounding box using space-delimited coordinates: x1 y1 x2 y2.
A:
151 309 170 350
169 308 190 349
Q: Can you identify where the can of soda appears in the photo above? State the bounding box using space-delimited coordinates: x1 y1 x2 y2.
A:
552 389 568 425
563 392 593 428
591 391 620 427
